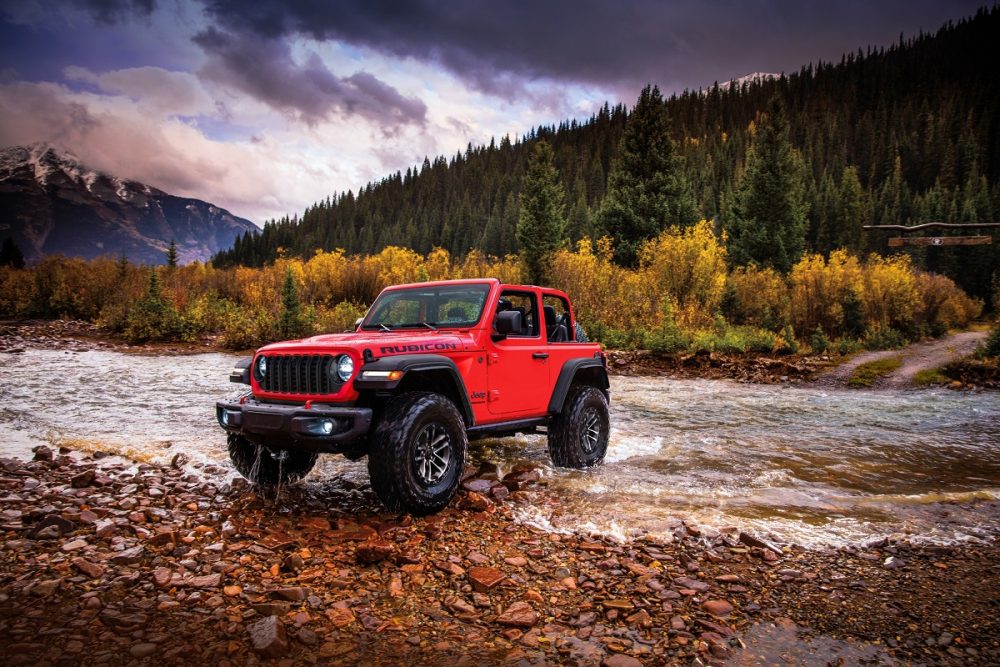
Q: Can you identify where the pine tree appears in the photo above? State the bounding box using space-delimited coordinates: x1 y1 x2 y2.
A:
833 166 865 253
597 84 696 266
0 237 25 269
516 140 567 284
166 240 178 268
727 98 809 272
279 268 308 339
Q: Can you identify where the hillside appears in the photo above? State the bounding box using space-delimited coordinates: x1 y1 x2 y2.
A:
0 145 259 265
214 7 1000 302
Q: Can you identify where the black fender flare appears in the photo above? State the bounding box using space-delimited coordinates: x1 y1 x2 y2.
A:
548 358 610 414
354 354 475 425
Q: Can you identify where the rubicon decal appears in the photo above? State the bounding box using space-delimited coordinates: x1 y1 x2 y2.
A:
379 342 459 354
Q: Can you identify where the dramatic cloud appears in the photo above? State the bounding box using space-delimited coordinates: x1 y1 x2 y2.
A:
200 0 986 95
193 26 427 127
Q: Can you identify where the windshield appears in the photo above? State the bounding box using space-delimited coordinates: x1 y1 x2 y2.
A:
362 284 491 330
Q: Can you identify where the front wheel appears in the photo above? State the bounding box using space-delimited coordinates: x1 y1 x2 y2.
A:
548 385 609 468
368 392 467 515
227 434 317 486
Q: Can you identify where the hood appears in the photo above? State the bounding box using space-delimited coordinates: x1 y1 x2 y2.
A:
257 329 480 356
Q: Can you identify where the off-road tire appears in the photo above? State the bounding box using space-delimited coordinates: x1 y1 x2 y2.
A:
227 434 317 486
368 392 467 515
548 385 609 468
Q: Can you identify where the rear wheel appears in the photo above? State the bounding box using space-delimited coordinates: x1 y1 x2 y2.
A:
368 392 467 515
227 434 317 486
548 385 609 468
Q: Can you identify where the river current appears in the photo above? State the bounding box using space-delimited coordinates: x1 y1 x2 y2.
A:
2 347 998 547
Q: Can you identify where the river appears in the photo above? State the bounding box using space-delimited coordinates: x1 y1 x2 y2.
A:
2 347 998 548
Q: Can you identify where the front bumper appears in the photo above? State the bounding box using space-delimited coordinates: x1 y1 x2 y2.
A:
216 397 372 453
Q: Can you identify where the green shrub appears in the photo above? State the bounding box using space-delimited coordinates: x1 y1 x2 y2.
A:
809 325 829 354
773 324 798 355
979 325 1000 359
864 326 907 350
123 272 184 343
643 302 690 355
836 337 864 355
315 301 367 333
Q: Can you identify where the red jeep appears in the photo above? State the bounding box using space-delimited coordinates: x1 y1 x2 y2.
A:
217 279 610 514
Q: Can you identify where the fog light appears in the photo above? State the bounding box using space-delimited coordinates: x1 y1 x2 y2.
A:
321 419 334 435
221 411 230 425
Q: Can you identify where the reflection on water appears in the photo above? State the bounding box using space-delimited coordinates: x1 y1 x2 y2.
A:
2 349 999 546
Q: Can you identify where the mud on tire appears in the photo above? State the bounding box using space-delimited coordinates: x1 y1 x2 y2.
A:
227 434 317 486
548 385 609 468
368 392 467 515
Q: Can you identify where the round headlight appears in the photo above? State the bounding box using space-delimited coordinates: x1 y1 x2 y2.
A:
256 355 267 377
336 354 354 382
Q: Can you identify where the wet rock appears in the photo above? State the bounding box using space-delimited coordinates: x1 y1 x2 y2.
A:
32 445 54 462
272 586 309 601
468 566 505 592
883 556 905 569
703 599 734 617
463 492 492 511
283 553 305 571
33 525 62 540
33 514 75 537
248 615 288 658
461 478 493 493
738 531 783 555
70 469 96 488
355 539 394 565
602 655 643 667
30 579 62 597
170 452 189 469
252 602 292 616
496 601 538 628
129 643 158 659
71 557 104 579
110 545 144 565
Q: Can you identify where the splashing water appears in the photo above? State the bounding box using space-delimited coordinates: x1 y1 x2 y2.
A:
1 348 998 547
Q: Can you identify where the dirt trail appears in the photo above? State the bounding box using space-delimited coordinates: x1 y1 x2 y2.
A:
813 330 986 389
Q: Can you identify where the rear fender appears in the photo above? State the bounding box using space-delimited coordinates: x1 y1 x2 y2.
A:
548 357 610 414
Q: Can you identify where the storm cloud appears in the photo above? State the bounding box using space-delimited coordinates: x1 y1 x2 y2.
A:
198 0 986 95
193 26 427 126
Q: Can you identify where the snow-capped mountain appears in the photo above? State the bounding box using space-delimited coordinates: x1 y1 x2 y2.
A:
707 72 781 93
0 144 259 265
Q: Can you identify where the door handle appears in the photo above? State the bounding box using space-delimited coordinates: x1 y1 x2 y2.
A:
532 352 549 359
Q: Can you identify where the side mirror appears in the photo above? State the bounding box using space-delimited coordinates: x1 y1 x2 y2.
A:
354 317 364 330
493 310 522 340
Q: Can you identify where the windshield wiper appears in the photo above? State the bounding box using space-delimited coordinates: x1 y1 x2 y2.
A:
379 323 392 332
419 322 438 331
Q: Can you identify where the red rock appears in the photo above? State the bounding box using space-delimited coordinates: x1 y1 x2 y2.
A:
272 586 309 601
71 557 104 579
248 615 288 658
504 556 528 567
446 597 476 615
388 575 404 598
71 469 95 488
326 608 355 628
602 655 643 667
490 484 510 501
602 599 635 611
355 539 394 565
433 560 465 576
702 599 734 617
152 568 172 588
496 601 538 628
129 643 157 659
626 609 652 628
715 574 740 583
461 478 493 493
463 492 492 511
32 445 54 462
183 573 222 588
468 566 505 592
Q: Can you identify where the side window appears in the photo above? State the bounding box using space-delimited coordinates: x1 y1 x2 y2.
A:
496 291 539 338
542 295 573 342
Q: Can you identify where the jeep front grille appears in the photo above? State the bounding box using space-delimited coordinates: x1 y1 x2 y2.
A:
258 354 339 394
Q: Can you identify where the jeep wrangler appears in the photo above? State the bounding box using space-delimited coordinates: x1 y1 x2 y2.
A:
216 278 610 515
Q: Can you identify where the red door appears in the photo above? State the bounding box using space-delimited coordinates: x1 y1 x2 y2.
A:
486 289 551 417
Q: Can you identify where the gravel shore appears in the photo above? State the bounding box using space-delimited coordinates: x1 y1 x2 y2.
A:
1 446 997 666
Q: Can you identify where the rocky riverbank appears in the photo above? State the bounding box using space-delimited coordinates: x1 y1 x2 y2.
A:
1 446 997 666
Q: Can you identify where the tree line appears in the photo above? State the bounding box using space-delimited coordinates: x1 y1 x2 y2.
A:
213 7 1000 306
